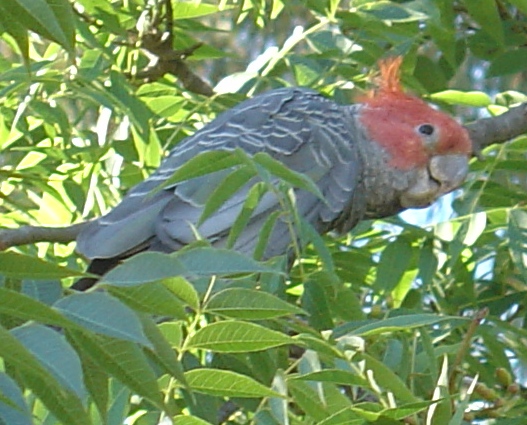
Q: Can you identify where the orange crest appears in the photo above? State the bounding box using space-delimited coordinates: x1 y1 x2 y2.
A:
360 56 407 104
377 56 403 94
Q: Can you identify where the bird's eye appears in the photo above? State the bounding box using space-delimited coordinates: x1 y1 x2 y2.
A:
417 124 435 136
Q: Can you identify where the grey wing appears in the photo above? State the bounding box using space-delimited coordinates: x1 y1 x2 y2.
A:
76 88 364 260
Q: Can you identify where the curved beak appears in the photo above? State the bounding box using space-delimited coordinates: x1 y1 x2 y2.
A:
400 154 469 208
429 154 469 194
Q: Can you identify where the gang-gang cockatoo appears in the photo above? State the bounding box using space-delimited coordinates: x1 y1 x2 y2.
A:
73 57 472 290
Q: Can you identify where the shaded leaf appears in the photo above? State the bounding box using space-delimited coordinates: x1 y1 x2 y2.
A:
0 252 83 279
11 324 86 400
68 330 163 408
54 293 151 346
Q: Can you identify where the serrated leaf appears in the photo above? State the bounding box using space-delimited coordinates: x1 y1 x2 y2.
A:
183 368 282 398
0 252 83 279
188 321 294 352
54 293 151 346
206 288 305 319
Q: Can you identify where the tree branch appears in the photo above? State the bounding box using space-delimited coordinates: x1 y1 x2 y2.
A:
0 102 526 252
0 222 90 251
466 102 527 155
125 0 214 96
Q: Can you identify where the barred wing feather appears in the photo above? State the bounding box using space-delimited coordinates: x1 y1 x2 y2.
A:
76 88 363 261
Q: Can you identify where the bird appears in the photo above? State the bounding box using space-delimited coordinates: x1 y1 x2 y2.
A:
72 57 472 290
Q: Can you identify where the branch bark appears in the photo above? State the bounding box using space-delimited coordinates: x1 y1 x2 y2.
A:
0 222 90 251
0 102 526 252
466 102 527 154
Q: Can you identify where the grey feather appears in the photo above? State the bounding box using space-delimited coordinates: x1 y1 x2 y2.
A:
76 88 366 261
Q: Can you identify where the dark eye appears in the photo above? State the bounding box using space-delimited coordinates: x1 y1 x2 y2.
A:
418 124 435 136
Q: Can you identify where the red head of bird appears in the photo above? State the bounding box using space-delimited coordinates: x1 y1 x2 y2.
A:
358 57 472 209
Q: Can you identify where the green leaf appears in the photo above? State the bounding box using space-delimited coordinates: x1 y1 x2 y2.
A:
429 90 492 107
316 407 363 425
0 288 77 328
108 282 187 319
68 330 163 408
0 252 83 279
303 277 334 330
288 380 329 421
253 152 325 201
158 150 243 191
140 316 187 386
54 293 151 346
176 247 280 275
337 314 462 337
172 416 214 425
162 276 201 311
172 2 230 19
11 324 86 400
188 321 294 352
198 165 256 225
462 0 504 44
508 0 527 15
183 368 282 398
508 208 527 281
0 4 29 64
0 325 89 425
101 252 187 286
374 237 413 294
488 48 527 77
0 373 32 425
226 181 268 248
359 1 427 22
9 0 75 51
358 353 418 403
292 369 368 387
206 288 306 319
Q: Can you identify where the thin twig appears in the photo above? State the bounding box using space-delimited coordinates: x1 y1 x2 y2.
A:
448 308 489 394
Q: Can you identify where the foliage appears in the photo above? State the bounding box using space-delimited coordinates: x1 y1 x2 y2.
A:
0 0 527 424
